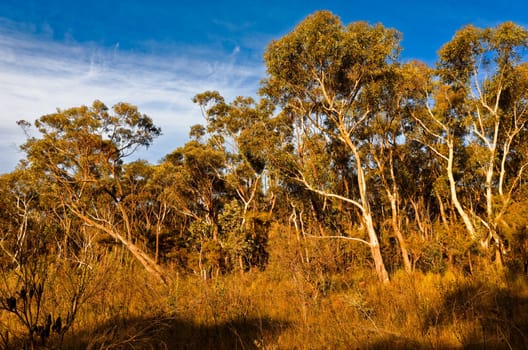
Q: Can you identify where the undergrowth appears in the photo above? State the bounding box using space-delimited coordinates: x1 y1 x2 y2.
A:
1 227 527 349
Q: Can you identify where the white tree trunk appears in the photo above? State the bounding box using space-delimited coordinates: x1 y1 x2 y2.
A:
447 142 476 239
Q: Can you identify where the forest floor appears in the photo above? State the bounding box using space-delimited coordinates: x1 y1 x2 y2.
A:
2 230 528 349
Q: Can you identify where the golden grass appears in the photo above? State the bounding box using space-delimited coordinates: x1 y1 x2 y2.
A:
2 227 527 349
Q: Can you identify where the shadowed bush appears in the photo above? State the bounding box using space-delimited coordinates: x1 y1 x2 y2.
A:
68 315 288 350
424 279 528 349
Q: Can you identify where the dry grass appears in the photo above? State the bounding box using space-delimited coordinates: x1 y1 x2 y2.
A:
2 227 527 349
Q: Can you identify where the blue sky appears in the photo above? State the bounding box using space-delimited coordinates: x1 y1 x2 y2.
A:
1 0 527 173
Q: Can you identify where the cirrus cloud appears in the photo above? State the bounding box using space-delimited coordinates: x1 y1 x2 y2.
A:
0 19 264 173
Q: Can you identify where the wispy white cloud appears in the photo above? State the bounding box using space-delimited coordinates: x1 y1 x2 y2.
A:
0 21 265 173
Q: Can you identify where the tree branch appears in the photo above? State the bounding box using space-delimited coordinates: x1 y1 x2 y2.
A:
306 234 371 246
295 171 364 211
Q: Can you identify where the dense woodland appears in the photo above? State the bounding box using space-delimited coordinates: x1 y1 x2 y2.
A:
1 11 528 349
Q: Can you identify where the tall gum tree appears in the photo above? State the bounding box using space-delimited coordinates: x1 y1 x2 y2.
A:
192 92 278 271
413 23 528 263
19 101 167 284
361 67 418 273
192 92 275 222
262 11 402 282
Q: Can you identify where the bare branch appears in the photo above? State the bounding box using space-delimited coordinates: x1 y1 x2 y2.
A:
295 171 364 211
411 111 446 143
306 234 371 246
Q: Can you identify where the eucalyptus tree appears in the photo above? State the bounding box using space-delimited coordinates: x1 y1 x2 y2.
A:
191 92 278 271
168 139 228 232
358 66 422 273
19 101 166 283
262 11 403 282
193 91 274 218
412 22 528 263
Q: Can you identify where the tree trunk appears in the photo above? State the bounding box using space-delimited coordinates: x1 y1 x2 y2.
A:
447 142 476 239
389 195 412 273
364 213 390 283
155 226 160 264
352 142 390 283
70 206 168 285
